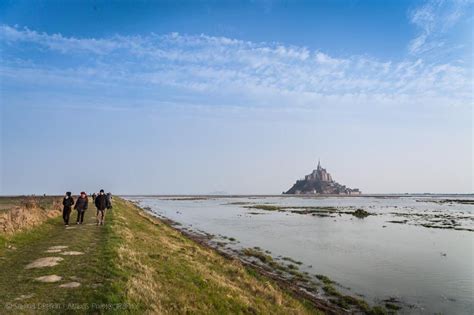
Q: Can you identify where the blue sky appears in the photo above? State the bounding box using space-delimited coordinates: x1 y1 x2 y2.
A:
1 0 472 195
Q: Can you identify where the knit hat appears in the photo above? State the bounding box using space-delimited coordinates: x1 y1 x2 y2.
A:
100 189 104 193
80 191 86 195
66 192 71 197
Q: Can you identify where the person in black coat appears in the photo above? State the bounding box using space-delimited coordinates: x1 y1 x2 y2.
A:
62 191 75 226
95 189 110 226
74 191 89 224
106 193 113 209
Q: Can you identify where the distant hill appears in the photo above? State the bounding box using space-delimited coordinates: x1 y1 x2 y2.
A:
284 161 361 195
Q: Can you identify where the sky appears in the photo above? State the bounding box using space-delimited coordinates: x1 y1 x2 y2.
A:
0 0 473 195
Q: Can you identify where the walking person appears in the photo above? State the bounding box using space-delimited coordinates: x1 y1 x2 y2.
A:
95 189 110 226
62 191 75 226
74 191 89 224
106 192 113 209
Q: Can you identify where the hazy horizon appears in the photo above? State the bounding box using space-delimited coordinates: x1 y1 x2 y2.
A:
1 0 473 195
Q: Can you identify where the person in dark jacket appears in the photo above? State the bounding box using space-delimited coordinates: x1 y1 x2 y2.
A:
62 191 75 226
95 189 110 226
74 191 89 224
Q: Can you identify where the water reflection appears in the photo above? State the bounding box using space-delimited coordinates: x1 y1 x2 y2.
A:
125 195 474 314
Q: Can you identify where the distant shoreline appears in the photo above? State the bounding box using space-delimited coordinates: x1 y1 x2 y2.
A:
118 193 474 198
2 193 473 198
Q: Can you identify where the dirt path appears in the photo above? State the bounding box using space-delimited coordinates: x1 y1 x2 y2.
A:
0 197 325 314
0 200 122 313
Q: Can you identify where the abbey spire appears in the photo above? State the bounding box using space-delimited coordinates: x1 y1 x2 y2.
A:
284 161 361 195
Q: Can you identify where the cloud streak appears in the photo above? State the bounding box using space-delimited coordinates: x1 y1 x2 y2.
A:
408 0 473 55
0 22 471 111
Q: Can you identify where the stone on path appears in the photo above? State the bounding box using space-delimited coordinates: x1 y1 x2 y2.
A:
59 282 81 288
35 275 62 283
48 245 68 250
61 251 84 256
45 249 62 253
15 293 35 301
25 257 64 269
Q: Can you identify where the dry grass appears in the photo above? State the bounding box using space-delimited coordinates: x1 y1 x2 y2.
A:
0 196 61 236
112 198 321 314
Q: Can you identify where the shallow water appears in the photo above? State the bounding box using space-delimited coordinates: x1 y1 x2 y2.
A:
125 195 474 314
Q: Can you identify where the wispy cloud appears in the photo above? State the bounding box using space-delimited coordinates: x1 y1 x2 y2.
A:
0 24 471 112
0 24 121 54
408 0 473 55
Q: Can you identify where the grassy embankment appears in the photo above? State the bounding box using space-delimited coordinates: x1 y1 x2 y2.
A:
0 197 322 314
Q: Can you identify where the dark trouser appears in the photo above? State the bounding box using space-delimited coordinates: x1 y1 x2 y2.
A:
63 207 71 225
97 209 106 225
76 210 86 224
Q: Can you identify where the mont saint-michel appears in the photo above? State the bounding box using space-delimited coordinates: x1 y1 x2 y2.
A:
284 160 361 195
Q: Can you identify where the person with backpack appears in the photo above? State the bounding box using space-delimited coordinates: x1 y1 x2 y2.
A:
95 189 110 225
74 191 89 224
62 191 75 226
106 192 113 209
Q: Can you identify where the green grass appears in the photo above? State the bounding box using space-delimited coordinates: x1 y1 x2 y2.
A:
245 204 284 211
315 274 333 285
352 209 371 218
317 274 389 314
242 247 275 264
385 302 401 310
109 198 322 314
0 197 393 314
0 197 323 314
282 257 303 265
0 200 125 314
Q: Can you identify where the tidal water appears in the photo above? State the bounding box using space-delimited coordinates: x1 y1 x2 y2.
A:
125 195 474 314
